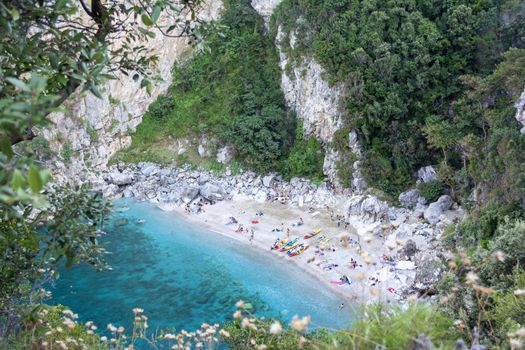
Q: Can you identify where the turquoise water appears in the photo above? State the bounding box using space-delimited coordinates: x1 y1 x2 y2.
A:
50 199 352 333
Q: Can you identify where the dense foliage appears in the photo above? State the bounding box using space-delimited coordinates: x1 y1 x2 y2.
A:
272 0 525 197
120 0 326 178
0 0 203 343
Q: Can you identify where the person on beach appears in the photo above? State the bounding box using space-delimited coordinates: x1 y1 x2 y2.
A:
339 303 345 310
249 228 255 245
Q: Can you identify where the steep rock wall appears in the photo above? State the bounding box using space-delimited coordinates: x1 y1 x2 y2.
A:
516 88 525 134
41 2 222 185
251 0 364 191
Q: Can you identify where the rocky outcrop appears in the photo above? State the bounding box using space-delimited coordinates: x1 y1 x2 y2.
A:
346 195 389 224
41 2 222 185
515 88 525 134
417 166 438 183
424 195 453 225
250 0 281 26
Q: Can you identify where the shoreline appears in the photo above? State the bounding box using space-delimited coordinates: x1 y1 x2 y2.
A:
165 194 404 304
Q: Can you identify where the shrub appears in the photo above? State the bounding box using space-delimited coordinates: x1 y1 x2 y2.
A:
419 180 445 203
281 122 325 183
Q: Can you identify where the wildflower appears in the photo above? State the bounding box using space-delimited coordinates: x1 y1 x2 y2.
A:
514 289 525 297
517 328 525 338
91 325 97 331
133 308 144 314
100 336 107 342
257 345 268 350
250 338 256 345
42 341 48 347
87 330 94 335
62 309 74 317
165 333 176 340
465 271 479 285
201 323 210 329
195 342 203 348
491 250 505 262
236 300 245 308
241 318 251 328
290 315 310 332
85 321 93 327
117 326 125 333
107 324 117 333
55 326 63 333
38 268 46 273
233 310 242 319
269 321 282 335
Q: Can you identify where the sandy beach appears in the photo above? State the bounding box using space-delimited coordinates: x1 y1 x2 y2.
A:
168 193 418 305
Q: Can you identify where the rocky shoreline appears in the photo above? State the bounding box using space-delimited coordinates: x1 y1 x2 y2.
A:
97 162 463 300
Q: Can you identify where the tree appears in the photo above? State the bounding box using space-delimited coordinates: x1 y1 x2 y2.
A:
0 0 205 340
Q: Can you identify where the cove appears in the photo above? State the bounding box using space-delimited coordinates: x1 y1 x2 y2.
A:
50 199 352 333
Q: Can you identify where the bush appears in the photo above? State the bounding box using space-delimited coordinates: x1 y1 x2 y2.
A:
419 180 445 203
280 122 325 183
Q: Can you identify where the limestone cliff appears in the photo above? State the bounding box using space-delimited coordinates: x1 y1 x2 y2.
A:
516 88 525 134
252 2 364 191
41 2 222 185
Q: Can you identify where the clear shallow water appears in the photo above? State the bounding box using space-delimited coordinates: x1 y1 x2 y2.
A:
50 199 352 333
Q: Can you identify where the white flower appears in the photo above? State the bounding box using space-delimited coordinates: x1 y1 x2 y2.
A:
269 321 282 335
290 315 310 332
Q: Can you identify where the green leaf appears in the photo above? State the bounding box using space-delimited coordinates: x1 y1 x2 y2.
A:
0 135 14 159
10 9 20 21
6 77 30 92
141 14 154 26
151 6 161 23
28 166 43 193
12 169 24 190
244 303 253 310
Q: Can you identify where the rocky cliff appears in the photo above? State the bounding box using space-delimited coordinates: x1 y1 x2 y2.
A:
41 2 222 185
254 1 364 191
516 88 525 134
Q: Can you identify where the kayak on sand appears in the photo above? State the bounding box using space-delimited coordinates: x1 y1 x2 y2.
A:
304 229 321 239
279 237 299 252
271 238 289 250
287 244 309 257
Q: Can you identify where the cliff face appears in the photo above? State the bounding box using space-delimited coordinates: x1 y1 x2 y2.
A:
516 88 525 134
252 2 364 191
41 2 222 185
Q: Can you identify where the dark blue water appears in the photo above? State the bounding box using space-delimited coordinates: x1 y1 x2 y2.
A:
50 199 352 333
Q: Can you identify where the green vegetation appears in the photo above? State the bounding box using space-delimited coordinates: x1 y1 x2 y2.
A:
419 180 446 203
272 0 525 197
123 0 325 179
86 125 99 142
281 121 325 183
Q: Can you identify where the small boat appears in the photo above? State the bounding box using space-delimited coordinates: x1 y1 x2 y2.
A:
279 238 299 252
287 244 309 257
280 240 299 252
272 238 289 250
303 229 321 239
136 219 146 225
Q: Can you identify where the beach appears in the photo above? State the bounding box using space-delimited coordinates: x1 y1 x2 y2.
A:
169 193 419 304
